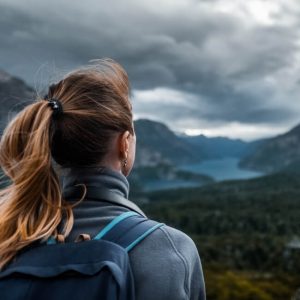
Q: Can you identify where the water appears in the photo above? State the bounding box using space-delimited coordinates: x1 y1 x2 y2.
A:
178 157 264 181
143 179 202 192
141 157 264 192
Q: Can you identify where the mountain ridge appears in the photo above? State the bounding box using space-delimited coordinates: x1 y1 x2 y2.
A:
0 69 34 134
239 123 300 173
1 68 299 175
134 118 205 166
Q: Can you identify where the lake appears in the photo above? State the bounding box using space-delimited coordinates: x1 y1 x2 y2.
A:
143 179 202 192
178 157 264 181
142 157 264 192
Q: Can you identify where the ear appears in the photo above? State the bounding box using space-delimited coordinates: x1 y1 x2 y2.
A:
118 131 130 159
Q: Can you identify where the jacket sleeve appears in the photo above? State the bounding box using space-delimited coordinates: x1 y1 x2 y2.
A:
129 224 206 300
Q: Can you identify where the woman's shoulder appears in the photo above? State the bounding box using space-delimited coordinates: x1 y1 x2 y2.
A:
149 223 203 280
129 223 205 300
131 220 200 264
149 223 201 265
158 224 199 257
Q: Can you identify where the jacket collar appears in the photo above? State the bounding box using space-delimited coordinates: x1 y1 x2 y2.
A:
62 166 130 198
61 166 146 217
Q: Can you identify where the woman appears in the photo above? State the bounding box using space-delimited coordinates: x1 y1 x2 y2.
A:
0 59 205 299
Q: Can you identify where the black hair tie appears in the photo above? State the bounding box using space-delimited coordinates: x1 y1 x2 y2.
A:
47 98 64 119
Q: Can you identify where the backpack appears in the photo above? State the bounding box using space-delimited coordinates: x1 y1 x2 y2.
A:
0 211 164 300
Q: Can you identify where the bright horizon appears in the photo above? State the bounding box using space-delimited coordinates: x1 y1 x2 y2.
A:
133 116 292 142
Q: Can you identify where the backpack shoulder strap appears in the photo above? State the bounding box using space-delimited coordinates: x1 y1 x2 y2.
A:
93 211 164 252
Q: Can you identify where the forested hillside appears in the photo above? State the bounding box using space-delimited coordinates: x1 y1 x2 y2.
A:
140 172 300 299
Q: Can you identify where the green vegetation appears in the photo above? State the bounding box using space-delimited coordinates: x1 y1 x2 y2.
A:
139 171 300 299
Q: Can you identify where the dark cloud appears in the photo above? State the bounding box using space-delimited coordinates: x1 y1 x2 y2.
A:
0 0 299 139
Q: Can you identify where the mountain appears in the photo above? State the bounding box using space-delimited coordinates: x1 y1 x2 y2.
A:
180 134 264 159
3 68 292 176
239 123 300 173
0 70 34 134
134 119 204 167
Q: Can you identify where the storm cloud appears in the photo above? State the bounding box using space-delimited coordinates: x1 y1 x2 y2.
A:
0 0 300 140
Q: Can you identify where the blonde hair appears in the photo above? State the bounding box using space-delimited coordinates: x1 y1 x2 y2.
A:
0 59 134 269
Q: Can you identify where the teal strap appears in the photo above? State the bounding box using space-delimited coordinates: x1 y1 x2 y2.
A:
46 236 57 245
125 223 164 252
93 211 139 240
46 211 139 245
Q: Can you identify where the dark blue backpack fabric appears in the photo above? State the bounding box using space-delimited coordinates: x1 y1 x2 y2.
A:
0 212 164 300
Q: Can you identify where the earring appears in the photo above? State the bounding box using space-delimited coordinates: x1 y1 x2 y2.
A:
123 158 128 167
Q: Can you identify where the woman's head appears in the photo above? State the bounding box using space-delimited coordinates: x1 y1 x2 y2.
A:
48 58 136 173
0 58 136 268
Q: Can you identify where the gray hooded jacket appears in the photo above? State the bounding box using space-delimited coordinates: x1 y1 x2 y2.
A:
61 166 206 300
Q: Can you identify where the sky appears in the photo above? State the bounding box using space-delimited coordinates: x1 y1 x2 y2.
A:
0 0 300 141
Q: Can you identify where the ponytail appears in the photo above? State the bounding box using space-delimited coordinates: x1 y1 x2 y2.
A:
0 100 74 269
0 58 133 269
